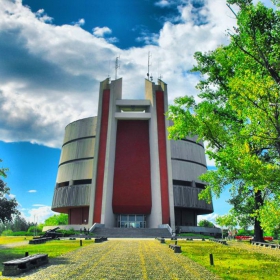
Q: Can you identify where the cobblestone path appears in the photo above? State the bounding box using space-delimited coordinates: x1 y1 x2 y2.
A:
1 239 221 280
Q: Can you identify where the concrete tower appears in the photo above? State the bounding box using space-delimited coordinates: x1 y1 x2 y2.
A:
52 78 213 230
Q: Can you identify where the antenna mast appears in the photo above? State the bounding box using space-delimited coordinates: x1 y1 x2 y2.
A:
157 60 162 81
107 60 111 82
147 52 152 80
115 56 120 80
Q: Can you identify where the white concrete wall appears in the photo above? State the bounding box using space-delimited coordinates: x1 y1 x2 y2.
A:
158 79 175 230
171 161 207 184
170 139 207 166
60 139 95 163
145 79 163 228
101 78 122 227
56 160 94 182
53 117 97 214
52 185 90 209
88 78 111 226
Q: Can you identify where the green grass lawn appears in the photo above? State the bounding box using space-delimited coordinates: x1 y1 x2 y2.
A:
0 237 94 275
0 236 33 245
1 237 279 279
166 239 280 280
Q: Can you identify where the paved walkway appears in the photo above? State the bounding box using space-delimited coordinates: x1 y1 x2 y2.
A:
1 239 221 280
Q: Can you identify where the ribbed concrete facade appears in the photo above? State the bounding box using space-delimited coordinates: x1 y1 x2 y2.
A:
52 117 97 224
52 78 213 229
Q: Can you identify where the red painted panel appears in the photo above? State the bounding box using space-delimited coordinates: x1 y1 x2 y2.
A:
93 89 110 223
82 207 89 224
156 90 170 224
112 120 152 214
69 207 89 224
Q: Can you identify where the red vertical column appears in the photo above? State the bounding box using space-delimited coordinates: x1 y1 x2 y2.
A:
93 89 110 223
156 90 170 224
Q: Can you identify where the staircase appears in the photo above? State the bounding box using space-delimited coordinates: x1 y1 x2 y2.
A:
92 227 172 238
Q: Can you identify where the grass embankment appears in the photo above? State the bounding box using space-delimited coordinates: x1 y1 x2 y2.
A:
0 237 93 275
166 239 280 280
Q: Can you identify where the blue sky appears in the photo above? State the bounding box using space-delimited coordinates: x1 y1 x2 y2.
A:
0 0 274 224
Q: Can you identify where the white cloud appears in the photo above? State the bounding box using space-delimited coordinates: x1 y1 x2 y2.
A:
155 0 173 8
74 18 85 27
136 32 159 45
20 205 56 224
197 213 219 226
0 0 238 148
93 26 112 37
7 193 16 199
107 37 119 43
28 190 37 193
35 8 53 23
35 9 44 16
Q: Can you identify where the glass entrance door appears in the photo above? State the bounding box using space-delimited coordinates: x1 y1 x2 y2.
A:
117 215 146 228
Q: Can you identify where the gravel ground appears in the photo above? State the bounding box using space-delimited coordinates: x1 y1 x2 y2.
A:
0 239 221 280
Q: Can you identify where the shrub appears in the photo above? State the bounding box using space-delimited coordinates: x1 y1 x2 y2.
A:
27 226 42 234
1 230 13 236
237 229 254 236
10 231 34 236
57 229 76 236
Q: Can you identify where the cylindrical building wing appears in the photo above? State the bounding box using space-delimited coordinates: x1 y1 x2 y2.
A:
170 137 213 227
52 117 97 223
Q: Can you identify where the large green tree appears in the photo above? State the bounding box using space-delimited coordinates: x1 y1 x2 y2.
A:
168 0 280 241
0 160 19 223
12 215 30 232
198 219 215 228
44 213 68 226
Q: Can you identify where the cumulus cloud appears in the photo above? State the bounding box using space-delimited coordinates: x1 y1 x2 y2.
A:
155 0 174 8
0 0 238 148
93 26 112 37
92 27 119 44
106 37 119 44
21 205 55 223
197 213 219 226
7 193 16 199
155 0 170 7
35 8 53 23
136 30 159 45
73 18 85 27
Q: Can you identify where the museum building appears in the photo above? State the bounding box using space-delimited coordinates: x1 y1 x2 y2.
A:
51 78 213 229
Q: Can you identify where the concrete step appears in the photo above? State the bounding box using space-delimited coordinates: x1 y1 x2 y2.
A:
92 227 172 238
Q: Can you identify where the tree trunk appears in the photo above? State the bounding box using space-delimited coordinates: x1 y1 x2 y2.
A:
253 190 264 242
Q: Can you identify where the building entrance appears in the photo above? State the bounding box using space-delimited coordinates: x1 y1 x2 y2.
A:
117 215 146 228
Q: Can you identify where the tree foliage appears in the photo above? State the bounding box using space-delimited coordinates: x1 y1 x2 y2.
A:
198 219 215 228
167 0 280 241
215 213 238 230
0 160 19 223
258 196 280 236
44 213 68 226
0 215 31 234
11 215 30 232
